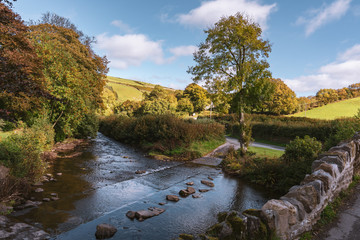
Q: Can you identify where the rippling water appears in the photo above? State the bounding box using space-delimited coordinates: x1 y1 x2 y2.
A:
10 133 279 239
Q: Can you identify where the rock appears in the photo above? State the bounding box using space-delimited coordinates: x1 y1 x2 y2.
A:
0 165 9 180
0 215 50 239
56 173 62 176
51 197 60 201
32 182 43 186
135 207 165 221
208 176 214 180
166 195 180 202
192 193 202 198
179 187 196 197
199 189 211 193
135 170 146 174
186 182 194 186
14 200 41 210
50 193 58 197
126 211 136 220
46 173 53 178
201 180 214 187
42 198 51 202
95 223 117 239
158 202 166 206
34 188 44 193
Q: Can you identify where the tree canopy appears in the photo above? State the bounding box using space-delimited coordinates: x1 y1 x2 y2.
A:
183 83 210 112
188 13 273 152
265 78 298 115
0 3 52 121
28 23 108 140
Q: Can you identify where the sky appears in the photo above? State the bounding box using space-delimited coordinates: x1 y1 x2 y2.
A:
11 0 360 96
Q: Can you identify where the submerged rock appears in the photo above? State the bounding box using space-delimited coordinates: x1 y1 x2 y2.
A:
192 193 202 198
186 182 194 186
0 215 50 240
135 207 165 221
34 188 44 193
199 189 211 193
135 170 146 174
201 180 214 187
95 223 117 239
126 211 136 220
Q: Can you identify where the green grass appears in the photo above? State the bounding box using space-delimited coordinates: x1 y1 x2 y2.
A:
248 146 284 158
0 131 11 141
105 76 175 103
253 138 288 148
107 81 144 102
291 97 360 120
189 138 226 156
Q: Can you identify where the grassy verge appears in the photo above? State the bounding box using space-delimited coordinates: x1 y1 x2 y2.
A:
299 175 360 240
248 146 284 158
252 138 288 148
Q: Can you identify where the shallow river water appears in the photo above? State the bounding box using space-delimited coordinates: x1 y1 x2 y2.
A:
10 133 278 239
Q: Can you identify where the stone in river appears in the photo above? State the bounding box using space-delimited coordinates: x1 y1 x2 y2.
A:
95 223 117 239
186 182 194 186
201 180 214 187
179 187 196 197
135 170 146 174
126 211 136 220
166 195 180 202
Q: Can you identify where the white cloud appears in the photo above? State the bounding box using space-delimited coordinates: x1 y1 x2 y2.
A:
111 20 134 33
296 0 352 36
169 45 198 57
177 0 276 30
284 44 360 95
96 33 166 69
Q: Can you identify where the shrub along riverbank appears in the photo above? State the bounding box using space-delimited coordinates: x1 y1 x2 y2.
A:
99 114 225 160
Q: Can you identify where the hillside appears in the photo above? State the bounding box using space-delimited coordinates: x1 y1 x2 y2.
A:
106 76 174 102
291 97 360 120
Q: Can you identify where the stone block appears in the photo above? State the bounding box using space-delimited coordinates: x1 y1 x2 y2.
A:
284 184 319 213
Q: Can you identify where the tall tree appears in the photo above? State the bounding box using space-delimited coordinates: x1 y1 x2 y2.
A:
0 3 52 121
28 23 108 141
188 13 272 153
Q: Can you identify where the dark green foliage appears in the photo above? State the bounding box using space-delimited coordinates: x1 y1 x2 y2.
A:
283 136 322 163
99 114 224 157
323 119 360 150
74 113 99 139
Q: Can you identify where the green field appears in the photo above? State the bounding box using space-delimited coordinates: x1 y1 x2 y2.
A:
291 97 360 120
106 76 174 103
248 146 284 158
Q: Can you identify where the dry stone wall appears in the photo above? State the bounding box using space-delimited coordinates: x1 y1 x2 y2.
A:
200 133 360 240
261 132 360 239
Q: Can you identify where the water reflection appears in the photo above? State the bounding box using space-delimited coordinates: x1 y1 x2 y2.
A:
11 133 279 238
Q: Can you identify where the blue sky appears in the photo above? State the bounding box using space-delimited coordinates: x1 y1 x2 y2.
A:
12 0 360 96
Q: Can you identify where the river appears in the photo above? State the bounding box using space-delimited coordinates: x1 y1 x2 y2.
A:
10 133 278 239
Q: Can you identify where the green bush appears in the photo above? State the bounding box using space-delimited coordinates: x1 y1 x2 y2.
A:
283 135 322 163
99 114 224 157
0 117 54 180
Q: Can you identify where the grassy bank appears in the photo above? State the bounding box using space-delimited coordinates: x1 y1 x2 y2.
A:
248 146 284 158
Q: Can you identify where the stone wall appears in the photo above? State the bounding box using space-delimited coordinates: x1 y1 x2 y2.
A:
260 132 360 239
200 133 360 240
